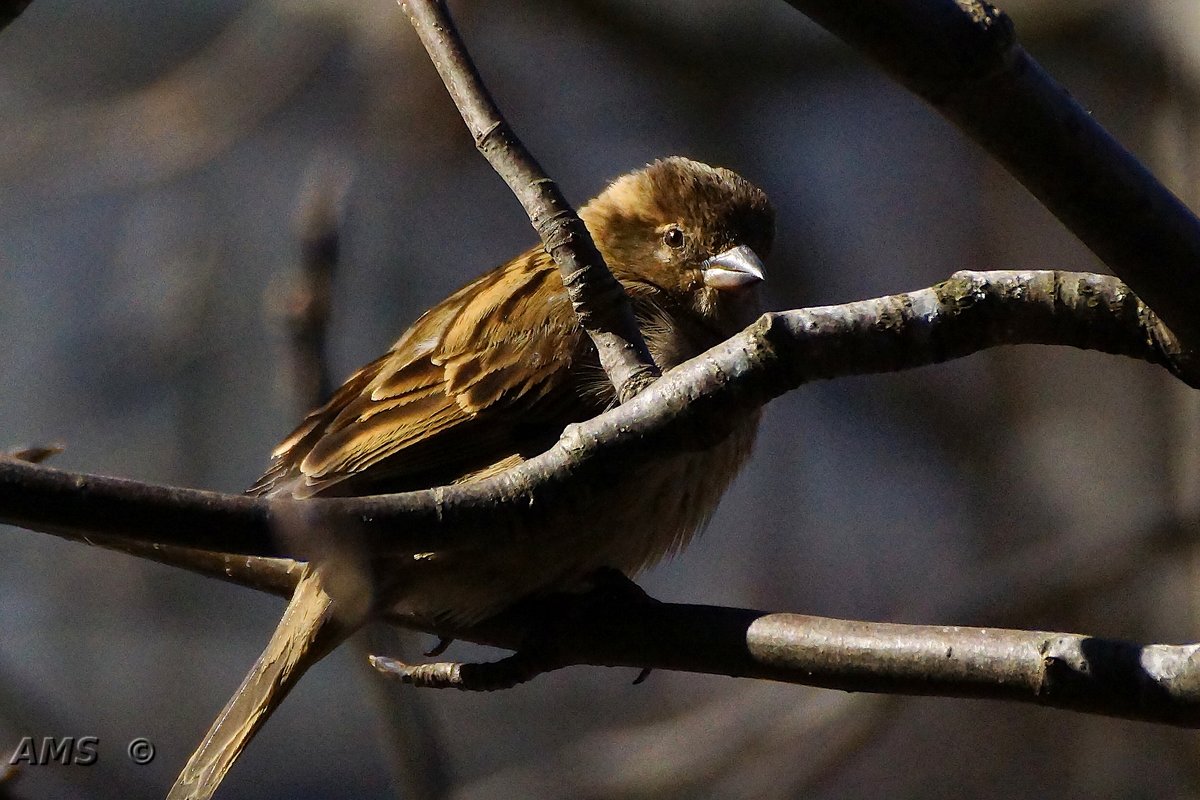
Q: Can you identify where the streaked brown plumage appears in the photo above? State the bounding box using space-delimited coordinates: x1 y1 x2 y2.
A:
170 157 775 798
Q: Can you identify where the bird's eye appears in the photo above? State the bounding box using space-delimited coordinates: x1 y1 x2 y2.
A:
663 227 685 249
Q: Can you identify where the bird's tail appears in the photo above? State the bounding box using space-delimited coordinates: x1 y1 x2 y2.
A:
167 569 355 800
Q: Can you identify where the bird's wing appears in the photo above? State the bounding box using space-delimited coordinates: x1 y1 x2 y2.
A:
251 248 608 498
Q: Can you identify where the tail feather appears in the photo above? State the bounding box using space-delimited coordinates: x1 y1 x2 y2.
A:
168 570 354 800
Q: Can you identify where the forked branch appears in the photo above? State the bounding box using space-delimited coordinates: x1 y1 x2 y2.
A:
0 271 1191 560
401 0 660 402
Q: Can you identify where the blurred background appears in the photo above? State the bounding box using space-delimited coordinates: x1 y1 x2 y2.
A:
1 0 1199 797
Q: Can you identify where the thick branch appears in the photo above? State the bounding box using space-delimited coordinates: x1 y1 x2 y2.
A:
0 271 1193 557
781 0 1200 351
390 604 1200 729
33 513 1200 728
399 0 659 402
37 533 1200 729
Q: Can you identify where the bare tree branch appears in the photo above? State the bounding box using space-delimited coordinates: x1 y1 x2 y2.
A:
82 536 301 596
0 1 341 197
7 401 1200 730
432 602 1200 729
399 0 660 402
68 527 1200 732
782 0 1200 351
0 270 1191 559
1 270 1196 725
20 509 1200 729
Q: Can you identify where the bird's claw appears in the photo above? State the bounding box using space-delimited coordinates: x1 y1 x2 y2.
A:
424 636 454 657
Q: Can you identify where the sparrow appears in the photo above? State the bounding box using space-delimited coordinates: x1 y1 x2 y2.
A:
169 156 775 798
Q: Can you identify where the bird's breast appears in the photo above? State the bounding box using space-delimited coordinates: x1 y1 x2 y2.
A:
386 412 761 625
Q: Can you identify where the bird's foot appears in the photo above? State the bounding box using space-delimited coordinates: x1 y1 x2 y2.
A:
577 566 656 604
372 570 661 690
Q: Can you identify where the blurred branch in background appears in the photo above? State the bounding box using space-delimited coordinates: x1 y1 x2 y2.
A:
268 162 352 416
452 686 897 800
0 0 343 197
356 621 453 800
963 511 1199 625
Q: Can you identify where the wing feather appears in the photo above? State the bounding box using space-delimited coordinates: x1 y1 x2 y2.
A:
250 249 607 498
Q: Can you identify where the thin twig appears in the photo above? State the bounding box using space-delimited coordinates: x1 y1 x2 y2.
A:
12 462 1200 727
400 0 660 402
276 168 346 412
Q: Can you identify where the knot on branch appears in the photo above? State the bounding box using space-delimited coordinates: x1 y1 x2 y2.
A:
561 263 627 329
474 120 510 157
1133 304 1200 390
538 209 581 253
950 0 1016 79
1036 636 1092 698
954 0 1010 36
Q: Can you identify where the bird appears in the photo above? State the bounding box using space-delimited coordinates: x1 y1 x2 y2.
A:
168 156 775 798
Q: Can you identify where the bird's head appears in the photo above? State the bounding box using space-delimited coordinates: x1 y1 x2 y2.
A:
581 156 775 336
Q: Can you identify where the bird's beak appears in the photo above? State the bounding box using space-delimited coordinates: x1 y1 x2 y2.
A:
702 245 765 291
